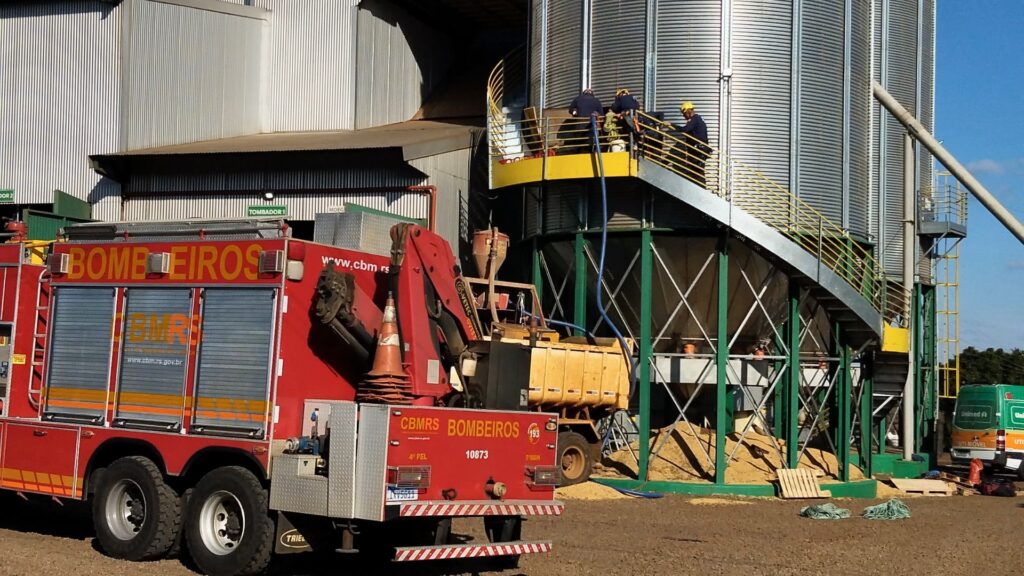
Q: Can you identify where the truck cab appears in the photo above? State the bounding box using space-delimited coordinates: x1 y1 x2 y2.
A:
950 383 1024 478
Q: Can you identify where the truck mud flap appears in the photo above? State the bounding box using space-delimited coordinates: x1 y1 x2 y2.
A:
393 540 552 562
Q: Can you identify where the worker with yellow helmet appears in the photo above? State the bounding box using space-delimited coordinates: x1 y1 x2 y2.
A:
669 101 710 186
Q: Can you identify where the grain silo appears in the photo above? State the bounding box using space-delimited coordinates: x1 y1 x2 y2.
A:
487 0 938 493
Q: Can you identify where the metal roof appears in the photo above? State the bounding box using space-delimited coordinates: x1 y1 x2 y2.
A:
93 120 479 159
89 120 482 180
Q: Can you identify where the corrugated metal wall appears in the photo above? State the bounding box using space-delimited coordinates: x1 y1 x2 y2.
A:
918 0 935 194
530 0 545 107
871 0 883 244
731 0 792 193
795 0 846 225
877 0 920 276
355 0 452 129
589 0 646 103
544 0 583 108
408 148 472 252
653 1 721 146
120 0 263 150
122 162 427 221
849 0 872 238
258 0 359 132
0 1 121 205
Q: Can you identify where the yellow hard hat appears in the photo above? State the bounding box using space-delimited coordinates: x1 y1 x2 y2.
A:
616 88 630 96
680 101 694 112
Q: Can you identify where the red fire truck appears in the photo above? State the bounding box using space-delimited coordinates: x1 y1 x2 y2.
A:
0 219 562 576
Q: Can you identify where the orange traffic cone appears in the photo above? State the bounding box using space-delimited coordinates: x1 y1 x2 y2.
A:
358 293 412 404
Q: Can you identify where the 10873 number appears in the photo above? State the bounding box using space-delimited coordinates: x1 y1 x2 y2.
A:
465 449 489 460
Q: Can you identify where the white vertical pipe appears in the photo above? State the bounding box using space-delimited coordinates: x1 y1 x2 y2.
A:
903 131 915 461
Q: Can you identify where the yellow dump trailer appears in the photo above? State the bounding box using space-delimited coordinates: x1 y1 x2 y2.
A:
486 327 631 485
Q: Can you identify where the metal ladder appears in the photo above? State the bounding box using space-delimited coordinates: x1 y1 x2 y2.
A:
28 269 51 410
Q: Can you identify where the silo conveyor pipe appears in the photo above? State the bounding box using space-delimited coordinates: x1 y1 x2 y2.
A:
873 81 1024 245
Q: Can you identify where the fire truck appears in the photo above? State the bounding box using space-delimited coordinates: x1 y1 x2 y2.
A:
0 218 563 576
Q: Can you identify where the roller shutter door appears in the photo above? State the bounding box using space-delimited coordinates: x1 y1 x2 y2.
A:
192 288 276 436
115 288 193 428
44 287 116 421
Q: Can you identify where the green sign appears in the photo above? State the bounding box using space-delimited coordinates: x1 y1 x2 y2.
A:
0 190 13 203
1009 401 1024 427
247 205 287 217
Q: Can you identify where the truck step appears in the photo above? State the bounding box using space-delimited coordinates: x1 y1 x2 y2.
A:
393 540 552 562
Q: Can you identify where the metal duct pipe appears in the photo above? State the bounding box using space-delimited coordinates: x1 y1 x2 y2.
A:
903 132 916 462
874 81 1024 244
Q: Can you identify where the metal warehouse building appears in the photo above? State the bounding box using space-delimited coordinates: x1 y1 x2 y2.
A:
0 0 524 256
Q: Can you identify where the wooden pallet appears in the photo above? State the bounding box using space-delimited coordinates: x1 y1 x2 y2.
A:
775 469 831 499
888 478 955 496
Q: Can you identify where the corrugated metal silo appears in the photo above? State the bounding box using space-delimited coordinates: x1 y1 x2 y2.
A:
589 0 646 103
730 1 792 190
652 1 721 148
873 0 933 278
545 0 584 108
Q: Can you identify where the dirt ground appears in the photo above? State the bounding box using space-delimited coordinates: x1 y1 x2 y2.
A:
0 491 1021 576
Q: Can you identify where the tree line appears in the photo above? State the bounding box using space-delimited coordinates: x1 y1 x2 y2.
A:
947 347 1024 386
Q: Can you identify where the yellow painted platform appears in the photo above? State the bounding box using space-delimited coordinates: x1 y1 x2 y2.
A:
491 151 638 188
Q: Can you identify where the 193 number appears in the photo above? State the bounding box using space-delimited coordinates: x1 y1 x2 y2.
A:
465 449 489 460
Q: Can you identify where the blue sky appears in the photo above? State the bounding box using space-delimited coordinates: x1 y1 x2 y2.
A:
936 3 1024 351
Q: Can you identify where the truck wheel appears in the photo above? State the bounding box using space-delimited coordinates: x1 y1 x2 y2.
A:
92 456 182 561
185 466 273 576
557 431 593 486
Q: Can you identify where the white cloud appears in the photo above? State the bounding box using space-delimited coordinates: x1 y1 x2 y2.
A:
1008 259 1024 270
966 158 1005 175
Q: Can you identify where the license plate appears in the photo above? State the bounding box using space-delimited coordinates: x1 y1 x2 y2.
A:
386 487 419 502
1006 458 1022 471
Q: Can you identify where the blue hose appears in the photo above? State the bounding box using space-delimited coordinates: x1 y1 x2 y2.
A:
534 314 596 339
589 117 638 392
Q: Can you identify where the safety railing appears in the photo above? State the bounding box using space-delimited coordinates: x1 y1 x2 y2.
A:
632 111 902 326
485 58 906 328
923 171 968 229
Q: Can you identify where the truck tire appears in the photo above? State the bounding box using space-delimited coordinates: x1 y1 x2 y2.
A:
185 466 273 576
92 455 182 561
557 431 593 486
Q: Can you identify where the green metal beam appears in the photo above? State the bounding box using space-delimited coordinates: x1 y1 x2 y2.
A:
785 281 800 467
573 231 587 336
859 354 874 476
715 235 729 484
836 323 852 482
637 229 654 481
594 477 879 499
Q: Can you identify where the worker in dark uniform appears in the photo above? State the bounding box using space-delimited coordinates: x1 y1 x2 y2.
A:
673 101 710 186
611 88 641 138
566 89 603 153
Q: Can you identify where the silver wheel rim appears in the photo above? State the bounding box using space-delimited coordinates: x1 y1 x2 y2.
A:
199 490 245 556
105 479 146 541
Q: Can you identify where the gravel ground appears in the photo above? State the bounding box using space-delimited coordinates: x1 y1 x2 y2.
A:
0 492 1020 576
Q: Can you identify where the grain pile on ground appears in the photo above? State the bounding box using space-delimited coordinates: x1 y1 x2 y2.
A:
555 481 629 501
598 422 865 484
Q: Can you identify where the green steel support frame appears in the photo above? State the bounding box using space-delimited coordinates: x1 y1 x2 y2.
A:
715 234 729 484
785 281 801 467
574 231 587 336
638 230 654 481
528 227 879 497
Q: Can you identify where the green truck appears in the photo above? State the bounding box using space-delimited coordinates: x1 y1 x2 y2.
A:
950 384 1024 479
